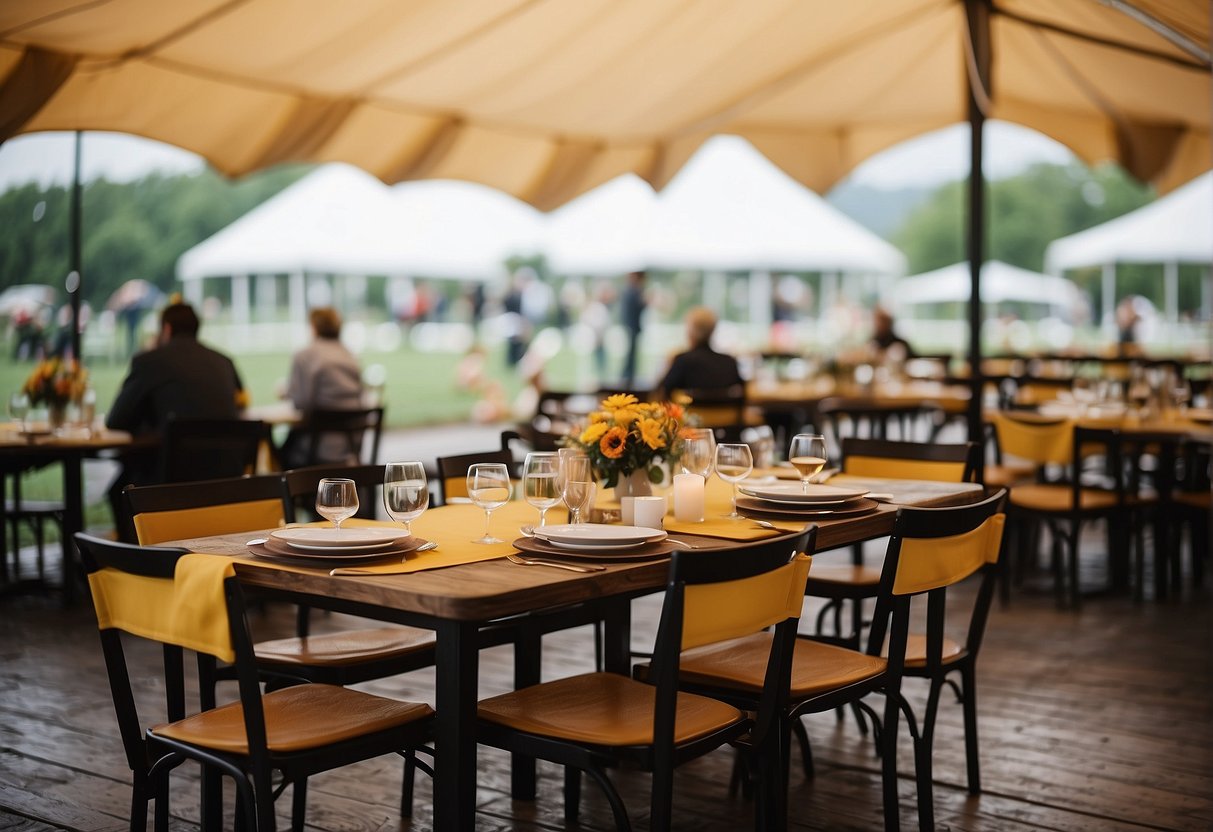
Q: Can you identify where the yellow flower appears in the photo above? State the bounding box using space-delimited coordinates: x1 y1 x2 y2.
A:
613 407 639 427
580 422 608 444
601 393 638 411
600 426 628 459
638 418 666 450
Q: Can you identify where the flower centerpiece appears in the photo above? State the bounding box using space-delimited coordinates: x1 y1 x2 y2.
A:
22 357 88 427
564 393 684 496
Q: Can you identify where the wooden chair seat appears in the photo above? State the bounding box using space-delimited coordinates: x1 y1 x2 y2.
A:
254 627 435 667
1008 484 1118 513
899 634 966 668
478 672 742 747
1175 491 1211 510
154 683 433 755
804 563 883 587
983 461 1037 488
667 632 887 699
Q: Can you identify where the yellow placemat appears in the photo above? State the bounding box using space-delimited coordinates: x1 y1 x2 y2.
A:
662 515 802 540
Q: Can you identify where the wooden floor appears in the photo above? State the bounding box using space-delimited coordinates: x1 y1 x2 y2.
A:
1 536 1210 832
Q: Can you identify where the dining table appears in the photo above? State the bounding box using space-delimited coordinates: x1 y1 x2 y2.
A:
0 421 155 604
160 474 985 830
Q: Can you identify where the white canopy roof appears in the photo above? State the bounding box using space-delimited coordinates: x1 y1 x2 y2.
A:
1044 172 1213 272
891 261 1083 312
544 137 905 276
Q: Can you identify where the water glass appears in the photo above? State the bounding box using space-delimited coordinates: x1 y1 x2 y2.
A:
715 443 754 518
788 433 827 493
560 454 594 524
8 392 29 431
681 428 716 479
316 478 359 530
523 451 561 527
383 461 429 536
467 462 511 544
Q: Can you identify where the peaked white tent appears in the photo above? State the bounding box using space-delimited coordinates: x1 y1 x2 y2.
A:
543 174 657 276
1044 172 1213 328
891 261 1083 320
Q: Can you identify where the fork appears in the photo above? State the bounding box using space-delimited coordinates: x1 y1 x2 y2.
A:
666 538 705 549
506 553 605 572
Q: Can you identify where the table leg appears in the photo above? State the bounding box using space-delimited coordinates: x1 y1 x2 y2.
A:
511 620 541 799
61 454 84 607
601 599 633 675
434 619 480 832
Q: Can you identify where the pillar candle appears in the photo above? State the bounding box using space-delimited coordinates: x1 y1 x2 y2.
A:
673 473 705 522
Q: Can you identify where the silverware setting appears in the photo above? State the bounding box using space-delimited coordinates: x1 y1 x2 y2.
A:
415 540 439 552
666 538 704 549
506 553 605 572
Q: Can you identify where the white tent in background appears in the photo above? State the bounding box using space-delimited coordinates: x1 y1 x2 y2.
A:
391 180 544 280
1044 172 1213 329
543 174 657 276
891 261 1084 319
647 136 906 275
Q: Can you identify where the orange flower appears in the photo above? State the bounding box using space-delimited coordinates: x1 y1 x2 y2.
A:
599 426 628 459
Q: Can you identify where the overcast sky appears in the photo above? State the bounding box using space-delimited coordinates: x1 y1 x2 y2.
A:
0 120 1075 196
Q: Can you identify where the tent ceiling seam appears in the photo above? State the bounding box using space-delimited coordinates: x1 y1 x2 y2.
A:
0 0 113 40
1096 0 1210 64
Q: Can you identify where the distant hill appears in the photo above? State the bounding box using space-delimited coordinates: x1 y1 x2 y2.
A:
826 181 938 241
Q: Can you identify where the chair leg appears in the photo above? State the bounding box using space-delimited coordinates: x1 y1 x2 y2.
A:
401 749 417 818
960 664 981 795
564 766 581 824
129 771 149 832
880 691 901 832
584 767 631 832
650 761 675 832
915 681 944 832
200 767 223 831
1068 521 1082 609
790 714 814 779
291 778 308 831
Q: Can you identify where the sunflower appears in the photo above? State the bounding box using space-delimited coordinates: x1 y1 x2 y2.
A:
580 422 609 444
638 418 666 451
601 393 638 411
599 426 628 459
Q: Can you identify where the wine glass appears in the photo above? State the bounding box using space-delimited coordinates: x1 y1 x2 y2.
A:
467 462 511 544
715 443 754 519
8 392 29 431
560 454 594 524
383 461 429 536
315 478 359 531
788 433 827 493
681 428 716 479
523 451 561 528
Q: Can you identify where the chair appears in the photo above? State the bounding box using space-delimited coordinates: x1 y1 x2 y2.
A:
806 438 981 650
282 407 385 468
668 491 1006 832
992 412 1125 607
282 463 387 525
435 433 516 504
74 532 433 831
677 384 749 429
159 418 269 483
478 527 815 831
815 397 936 448
3 459 64 588
124 474 437 687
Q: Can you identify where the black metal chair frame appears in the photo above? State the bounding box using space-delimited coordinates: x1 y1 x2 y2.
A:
158 418 269 484
74 532 434 832
287 406 385 467
479 526 815 832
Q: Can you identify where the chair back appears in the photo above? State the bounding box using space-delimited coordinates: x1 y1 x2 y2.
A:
160 418 269 484
678 385 747 429
867 490 1006 678
817 397 932 446
841 438 980 483
294 407 385 466
74 532 270 790
648 527 816 756
435 443 515 504
990 411 1072 465
282 463 387 523
124 474 286 545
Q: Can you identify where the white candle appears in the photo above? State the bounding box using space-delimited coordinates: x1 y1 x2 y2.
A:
673 473 705 522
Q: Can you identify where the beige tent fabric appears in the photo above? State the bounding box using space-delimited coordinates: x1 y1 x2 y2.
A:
0 0 1208 208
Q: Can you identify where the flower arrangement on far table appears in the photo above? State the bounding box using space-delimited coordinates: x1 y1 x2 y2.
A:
22 357 88 409
564 393 684 489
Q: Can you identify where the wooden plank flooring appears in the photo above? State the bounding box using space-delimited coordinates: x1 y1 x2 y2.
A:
1 538 1210 831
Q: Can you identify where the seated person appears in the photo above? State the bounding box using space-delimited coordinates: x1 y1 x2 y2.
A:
869 306 914 363
279 307 366 467
106 302 245 537
657 306 744 398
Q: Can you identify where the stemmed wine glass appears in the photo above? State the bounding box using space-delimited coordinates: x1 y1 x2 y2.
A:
715 443 754 519
315 478 359 531
560 454 594 524
467 462 511 544
8 392 29 432
681 428 716 479
788 433 827 493
523 451 561 528
383 461 429 536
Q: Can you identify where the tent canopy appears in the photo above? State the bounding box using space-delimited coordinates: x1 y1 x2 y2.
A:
891 260 1083 313
2 1 1208 210
1044 171 1213 272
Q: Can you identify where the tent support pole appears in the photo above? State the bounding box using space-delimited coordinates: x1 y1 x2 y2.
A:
965 0 991 443
69 130 83 361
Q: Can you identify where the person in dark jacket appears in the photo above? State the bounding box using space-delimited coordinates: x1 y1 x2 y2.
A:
656 306 743 396
105 302 245 535
619 270 647 387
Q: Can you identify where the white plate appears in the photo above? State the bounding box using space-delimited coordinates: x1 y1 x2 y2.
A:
738 483 869 504
534 524 666 545
547 539 650 552
270 527 410 548
283 538 410 554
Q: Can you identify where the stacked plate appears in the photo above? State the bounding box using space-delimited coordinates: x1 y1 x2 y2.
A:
519 524 672 560
735 482 879 519
248 527 421 566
